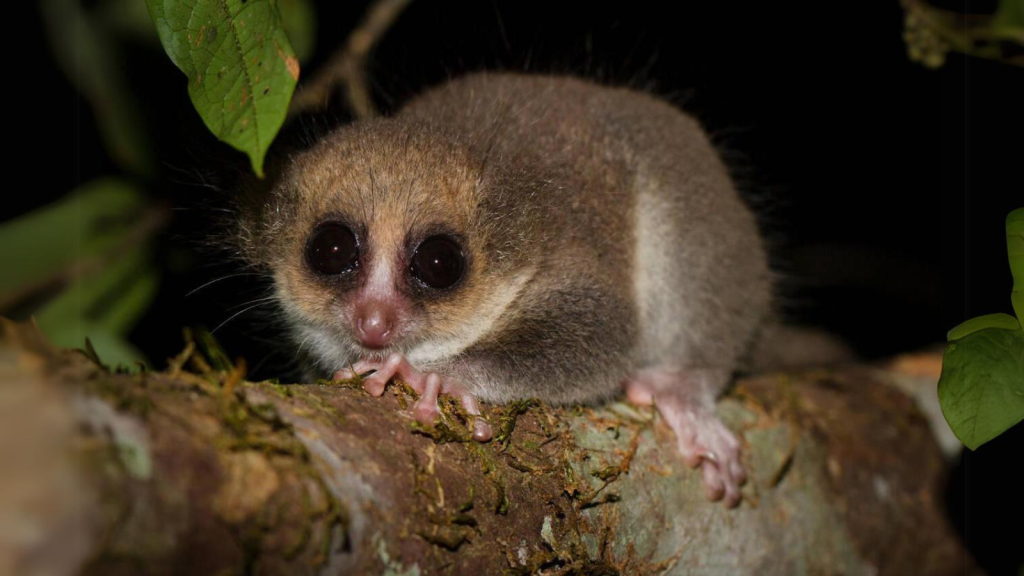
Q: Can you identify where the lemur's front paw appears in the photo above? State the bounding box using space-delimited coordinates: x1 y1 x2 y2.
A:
624 370 746 508
333 353 493 442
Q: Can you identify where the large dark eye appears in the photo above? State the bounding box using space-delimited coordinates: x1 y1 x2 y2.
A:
306 223 359 275
409 236 465 289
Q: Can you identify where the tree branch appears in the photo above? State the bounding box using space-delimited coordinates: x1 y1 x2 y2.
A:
0 321 979 575
288 0 412 120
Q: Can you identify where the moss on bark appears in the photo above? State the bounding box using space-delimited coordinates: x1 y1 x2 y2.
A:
0 321 977 575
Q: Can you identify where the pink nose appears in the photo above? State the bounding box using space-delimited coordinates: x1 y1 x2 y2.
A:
355 301 397 348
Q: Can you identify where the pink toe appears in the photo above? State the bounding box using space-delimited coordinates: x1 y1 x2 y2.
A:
702 463 725 501
455 392 491 442
411 373 442 425
363 377 387 396
352 361 376 376
624 383 654 406
723 481 741 508
413 401 439 425
678 445 705 469
472 418 493 442
730 460 747 485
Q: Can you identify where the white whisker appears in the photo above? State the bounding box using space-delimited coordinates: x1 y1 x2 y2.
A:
186 273 269 297
212 301 276 334
225 295 277 312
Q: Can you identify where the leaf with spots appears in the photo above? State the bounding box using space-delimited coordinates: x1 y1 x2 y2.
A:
146 0 300 176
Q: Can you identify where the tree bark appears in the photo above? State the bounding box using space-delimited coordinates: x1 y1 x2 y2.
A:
0 321 977 576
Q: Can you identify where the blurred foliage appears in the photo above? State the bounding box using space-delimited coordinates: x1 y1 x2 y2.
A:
41 0 154 175
145 0 301 176
0 180 145 298
1011 208 1024 322
902 0 1024 68
0 179 162 367
96 0 161 44
279 0 318 63
6 0 313 368
36 241 159 370
9 0 1020 381
939 208 1024 450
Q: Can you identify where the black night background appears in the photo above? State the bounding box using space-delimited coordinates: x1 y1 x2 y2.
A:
14 1 1023 573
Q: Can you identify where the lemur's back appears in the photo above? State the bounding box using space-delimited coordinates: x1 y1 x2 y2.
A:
400 73 772 372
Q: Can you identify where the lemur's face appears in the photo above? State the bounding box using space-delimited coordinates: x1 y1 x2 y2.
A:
257 120 525 374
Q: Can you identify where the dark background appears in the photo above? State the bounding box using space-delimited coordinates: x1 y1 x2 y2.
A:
19 1 1023 573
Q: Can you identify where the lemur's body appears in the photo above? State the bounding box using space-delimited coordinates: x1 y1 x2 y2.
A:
240 73 773 506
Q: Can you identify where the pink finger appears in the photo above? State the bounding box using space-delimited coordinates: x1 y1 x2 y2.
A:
412 373 442 425
459 393 493 442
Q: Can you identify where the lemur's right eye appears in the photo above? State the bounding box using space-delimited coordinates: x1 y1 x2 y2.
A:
306 223 359 275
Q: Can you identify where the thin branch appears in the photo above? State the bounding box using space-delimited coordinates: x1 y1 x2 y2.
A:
288 0 412 120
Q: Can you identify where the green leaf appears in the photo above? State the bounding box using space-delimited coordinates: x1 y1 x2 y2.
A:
146 0 300 176
74 328 147 371
947 313 1021 341
278 0 316 63
991 0 1024 39
35 244 159 368
1008 207 1024 321
938 328 1024 450
40 0 154 175
0 179 147 301
0 178 159 368
97 0 161 44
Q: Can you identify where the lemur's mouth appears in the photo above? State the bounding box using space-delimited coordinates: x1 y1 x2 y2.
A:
350 345 401 364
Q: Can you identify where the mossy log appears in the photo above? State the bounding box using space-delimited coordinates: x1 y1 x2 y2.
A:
0 322 975 576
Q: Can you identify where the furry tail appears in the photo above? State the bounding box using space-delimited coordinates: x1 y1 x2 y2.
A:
748 323 856 372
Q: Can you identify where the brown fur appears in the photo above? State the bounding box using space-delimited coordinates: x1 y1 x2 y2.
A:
238 72 773 405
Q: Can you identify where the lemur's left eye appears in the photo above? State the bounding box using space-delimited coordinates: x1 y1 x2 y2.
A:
409 236 465 290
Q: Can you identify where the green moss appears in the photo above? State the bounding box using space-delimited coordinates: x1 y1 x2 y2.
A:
590 466 621 482
268 382 293 397
494 478 510 515
506 455 539 473
465 443 511 515
579 493 620 510
194 327 233 372
494 398 539 449
71 333 354 572
458 487 475 512
410 420 472 444
314 377 364 390
81 373 154 421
